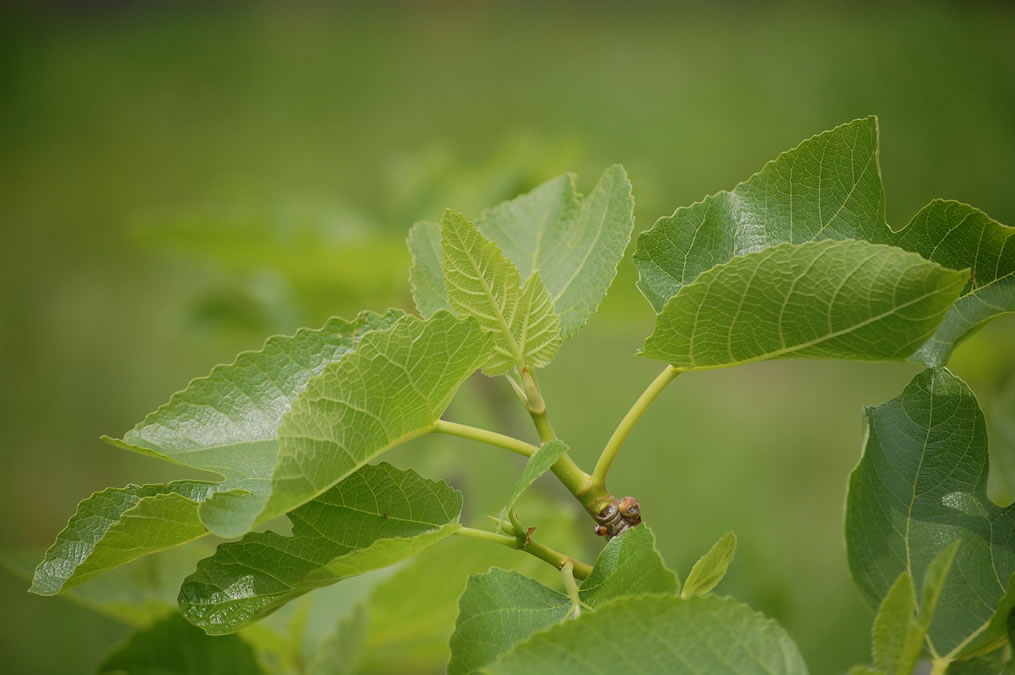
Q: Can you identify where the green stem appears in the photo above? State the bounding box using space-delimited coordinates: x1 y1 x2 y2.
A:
591 364 682 488
455 527 593 579
518 367 607 514
929 659 950 675
432 420 536 457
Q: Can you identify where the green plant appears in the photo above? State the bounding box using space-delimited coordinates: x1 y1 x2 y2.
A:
30 117 1015 674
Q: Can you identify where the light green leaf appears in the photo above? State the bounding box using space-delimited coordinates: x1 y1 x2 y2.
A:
577 526 679 607
682 531 737 598
504 440 569 515
306 605 368 675
363 503 586 674
32 311 407 596
448 526 677 675
642 240 968 370
31 482 220 596
179 464 462 634
486 594 808 675
440 209 560 374
476 165 635 338
845 367 1015 657
870 572 919 675
448 569 574 675
865 545 957 675
407 220 452 318
266 310 493 519
99 613 265 675
635 117 885 311
887 201 1014 367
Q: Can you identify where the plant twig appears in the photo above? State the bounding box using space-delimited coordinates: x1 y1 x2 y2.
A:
591 364 682 487
455 527 593 580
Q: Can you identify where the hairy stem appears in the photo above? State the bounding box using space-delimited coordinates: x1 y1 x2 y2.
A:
591 364 682 488
432 419 536 457
455 527 593 580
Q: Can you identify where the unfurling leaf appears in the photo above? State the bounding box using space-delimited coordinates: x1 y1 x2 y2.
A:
179 464 462 634
642 240 967 370
503 439 569 515
440 209 560 374
682 531 737 598
476 165 635 338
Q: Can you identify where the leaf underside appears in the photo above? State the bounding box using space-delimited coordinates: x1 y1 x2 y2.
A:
180 463 462 635
846 367 1015 657
33 310 490 596
440 209 561 375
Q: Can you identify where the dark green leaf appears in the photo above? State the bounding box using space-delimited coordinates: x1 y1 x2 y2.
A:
635 117 884 311
99 613 265 675
846 367 1015 658
179 464 462 634
886 201 1014 367
642 240 967 370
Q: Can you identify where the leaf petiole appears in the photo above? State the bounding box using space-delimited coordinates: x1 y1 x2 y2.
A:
431 420 536 458
591 364 682 488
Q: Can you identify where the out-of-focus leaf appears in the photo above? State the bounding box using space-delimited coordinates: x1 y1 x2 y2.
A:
440 209 560 375
306 605 368 675
988 374 1015 507
642 240 967 370
682 531 737 598
476 165 635 338
845 367 1015 657
179 464 462 634
486 595 808 675
98 613 265 675
634 117 884 311
7 543 211 627
448 526 677 675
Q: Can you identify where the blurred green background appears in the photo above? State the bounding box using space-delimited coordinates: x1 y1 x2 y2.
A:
2 2 1014 673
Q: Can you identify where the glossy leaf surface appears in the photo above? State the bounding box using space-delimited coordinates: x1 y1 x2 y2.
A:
643 240 967 370
635 117 884 311
179 464 462 634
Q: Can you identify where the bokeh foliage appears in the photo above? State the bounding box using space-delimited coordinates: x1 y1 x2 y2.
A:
2 2 1015 673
